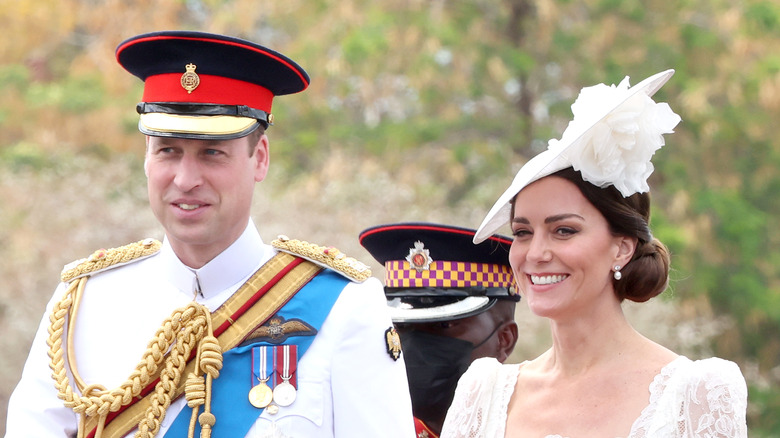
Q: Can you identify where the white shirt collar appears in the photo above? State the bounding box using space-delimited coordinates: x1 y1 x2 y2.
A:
158 219 268 299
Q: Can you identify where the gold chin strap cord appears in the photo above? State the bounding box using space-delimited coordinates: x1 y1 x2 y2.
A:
47 275 222 438
184 319 222 438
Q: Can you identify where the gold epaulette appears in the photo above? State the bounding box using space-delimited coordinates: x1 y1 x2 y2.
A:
60 238 162 283
271 235 372 283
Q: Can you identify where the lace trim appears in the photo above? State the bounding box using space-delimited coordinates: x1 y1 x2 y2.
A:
441 358 510 438
627 355 686 437
493 362 521 437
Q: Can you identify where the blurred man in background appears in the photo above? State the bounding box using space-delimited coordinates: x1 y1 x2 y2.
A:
360 222 519 438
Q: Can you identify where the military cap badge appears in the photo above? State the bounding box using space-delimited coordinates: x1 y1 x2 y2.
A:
406 241 432 272
180 63 200 93
385 327 402 361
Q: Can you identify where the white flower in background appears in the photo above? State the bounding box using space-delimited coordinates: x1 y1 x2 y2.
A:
547 76 681 197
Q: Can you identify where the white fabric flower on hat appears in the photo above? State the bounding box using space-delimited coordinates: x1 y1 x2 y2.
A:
548 76 681 197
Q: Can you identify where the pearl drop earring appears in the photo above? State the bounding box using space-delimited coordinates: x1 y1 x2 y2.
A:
613 265 622 280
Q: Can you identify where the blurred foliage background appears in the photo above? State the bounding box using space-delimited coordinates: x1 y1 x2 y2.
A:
1 0 778 435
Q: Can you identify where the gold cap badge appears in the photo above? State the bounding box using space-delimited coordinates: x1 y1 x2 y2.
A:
180 63 200 94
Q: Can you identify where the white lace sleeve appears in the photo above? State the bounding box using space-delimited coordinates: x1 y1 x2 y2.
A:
440 358 520 438
677 357 748 438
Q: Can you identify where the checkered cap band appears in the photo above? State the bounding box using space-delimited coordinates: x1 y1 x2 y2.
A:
385 260 513 289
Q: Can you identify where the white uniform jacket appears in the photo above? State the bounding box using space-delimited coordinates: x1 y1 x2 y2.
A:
5 221 415 437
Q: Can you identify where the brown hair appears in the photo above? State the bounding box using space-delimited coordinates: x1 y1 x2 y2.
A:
513 167 670 302
246 124 266 156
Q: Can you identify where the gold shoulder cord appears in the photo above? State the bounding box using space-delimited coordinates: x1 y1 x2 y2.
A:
48 239 224 438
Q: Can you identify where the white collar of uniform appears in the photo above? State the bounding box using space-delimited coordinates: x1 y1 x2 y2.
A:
159 219 269 299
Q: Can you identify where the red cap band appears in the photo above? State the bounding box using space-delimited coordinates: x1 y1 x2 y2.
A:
142 73 275 112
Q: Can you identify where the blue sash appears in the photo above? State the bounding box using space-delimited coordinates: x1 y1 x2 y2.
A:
165 270 349 437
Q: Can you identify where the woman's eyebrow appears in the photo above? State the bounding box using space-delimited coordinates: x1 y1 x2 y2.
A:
512 213 585 225
545 213 584 224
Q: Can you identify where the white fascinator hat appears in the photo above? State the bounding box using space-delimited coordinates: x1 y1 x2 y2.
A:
473 69 682 244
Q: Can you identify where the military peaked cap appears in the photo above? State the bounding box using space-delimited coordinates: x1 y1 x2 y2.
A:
116 30 310 139
359 222 519 323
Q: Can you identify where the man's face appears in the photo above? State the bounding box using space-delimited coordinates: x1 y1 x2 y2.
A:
145 134 269 267
395 311 500 362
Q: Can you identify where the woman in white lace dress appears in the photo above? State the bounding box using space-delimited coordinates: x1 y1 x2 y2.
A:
441 70 748 438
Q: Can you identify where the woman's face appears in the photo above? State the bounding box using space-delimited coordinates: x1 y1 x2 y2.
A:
509 176 632 319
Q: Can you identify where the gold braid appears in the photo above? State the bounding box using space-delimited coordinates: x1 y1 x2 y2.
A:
271 235 372 282
61 239 161 283
135 306 209 438
47 275 219 438
184 320 222 438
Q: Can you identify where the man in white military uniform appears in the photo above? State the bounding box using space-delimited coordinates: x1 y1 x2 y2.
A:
5 31 415 438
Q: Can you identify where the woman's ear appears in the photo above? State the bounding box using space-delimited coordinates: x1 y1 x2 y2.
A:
615 236 638 268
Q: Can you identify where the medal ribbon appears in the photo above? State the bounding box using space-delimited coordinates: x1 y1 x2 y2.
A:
251 347 273 387
273 345 298 388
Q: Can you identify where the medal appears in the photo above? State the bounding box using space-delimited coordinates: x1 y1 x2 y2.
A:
272 345 297 407
249 347 273 408
273 381 296 407
249 379 273 408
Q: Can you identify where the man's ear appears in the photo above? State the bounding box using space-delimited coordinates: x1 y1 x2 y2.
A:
253 134 270 182
144 136 151 177
496 321 519 363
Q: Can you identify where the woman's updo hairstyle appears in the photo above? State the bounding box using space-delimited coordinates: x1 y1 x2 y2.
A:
553 167 670 302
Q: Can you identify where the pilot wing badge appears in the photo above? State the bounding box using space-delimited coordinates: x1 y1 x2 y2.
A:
247 316 317 344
